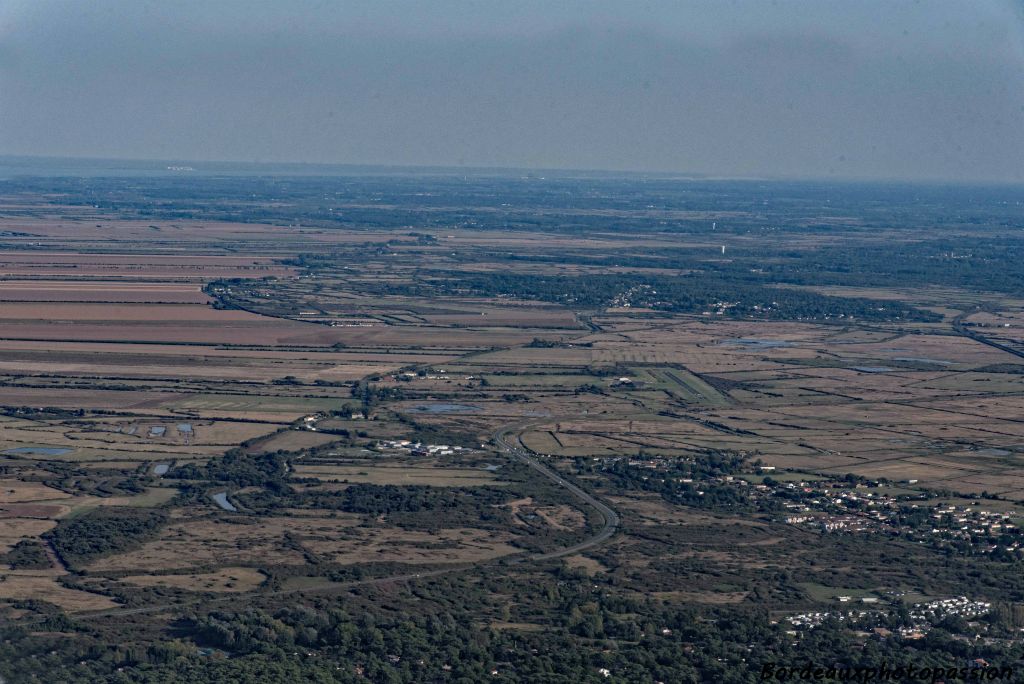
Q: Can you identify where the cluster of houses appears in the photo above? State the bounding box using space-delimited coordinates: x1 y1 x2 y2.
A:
787 596 992 638
375 440 465 457
787 607 882 630
609 284 658 309
393 369 471 381
910 596 992 624
920 504 1019 550
774 479 1022 556
613 457 1024 558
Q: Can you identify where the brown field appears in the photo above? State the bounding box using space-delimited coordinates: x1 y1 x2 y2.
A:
502 498 585 530
253 430 340 453
0 417 281 461
85 516 330 572
0 518 57 554
419 306 580 329
0 250 293 280
564 554 609 575
0 359 397 383
0 339 457 364
87 512 519 571
0 302 264 322
319 527 520 565
292 464 500 487
0 504 66 518
119 567 265 593
0 317 567 348
0 487 180 528
0 480 72 503
59 488 180 515
452 315 1024 497
0 281 211 303
0 571 118 612
0 387 176 411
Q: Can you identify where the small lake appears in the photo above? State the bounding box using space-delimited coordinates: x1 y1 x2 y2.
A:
722 338 794 349
153 464 170 476
893 357 952 366
852 366 894 373
408 403 482 414
212 492 237 512
975 448 1011 457
177 423 193 433
4 446 71 456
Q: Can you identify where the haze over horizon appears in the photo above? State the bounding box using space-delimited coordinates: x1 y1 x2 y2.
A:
2 1 1023 183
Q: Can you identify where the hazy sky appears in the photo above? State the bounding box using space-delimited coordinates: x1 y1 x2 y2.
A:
2 0 1023 182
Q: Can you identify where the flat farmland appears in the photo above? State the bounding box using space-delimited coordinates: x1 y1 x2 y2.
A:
0 571 118 611
0 302 258 321
118 567 266 593
165 394 342 417
0 351 402 383
0 280 211 303
49 488 180 517
0 339 456 383
470 346 597 366
252 430 340 453
0 251 293 280
414 303 581 329
0 316 546 349
475 373 593 388
0 415 281 461
83 516 316 572
81 511 518 573
0 304 318 345
310 526 521 566
292 464 502 486
434 312 1024 498
0 518 57 556
0 479 73 504
0 386 178 410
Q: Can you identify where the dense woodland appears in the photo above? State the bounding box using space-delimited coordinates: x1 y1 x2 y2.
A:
4 173 1020 237
356 272 939 322
45 508 168 569
2 570 1023 683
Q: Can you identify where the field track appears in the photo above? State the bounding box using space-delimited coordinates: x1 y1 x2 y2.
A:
953 311 1024 361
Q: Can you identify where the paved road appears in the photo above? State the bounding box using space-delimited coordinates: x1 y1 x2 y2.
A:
493 422 620 560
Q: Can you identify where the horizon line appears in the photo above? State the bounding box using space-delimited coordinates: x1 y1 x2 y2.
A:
1 152 1022 188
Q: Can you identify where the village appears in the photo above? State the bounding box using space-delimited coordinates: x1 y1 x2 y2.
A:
770 479 1022 558
373 439 468 458
786 596 995 641
606 455 1024 559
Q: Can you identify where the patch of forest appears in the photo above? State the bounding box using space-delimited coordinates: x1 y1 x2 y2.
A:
45 507 168 567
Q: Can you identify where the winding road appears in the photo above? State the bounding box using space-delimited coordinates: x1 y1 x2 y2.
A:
493 420 620 560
